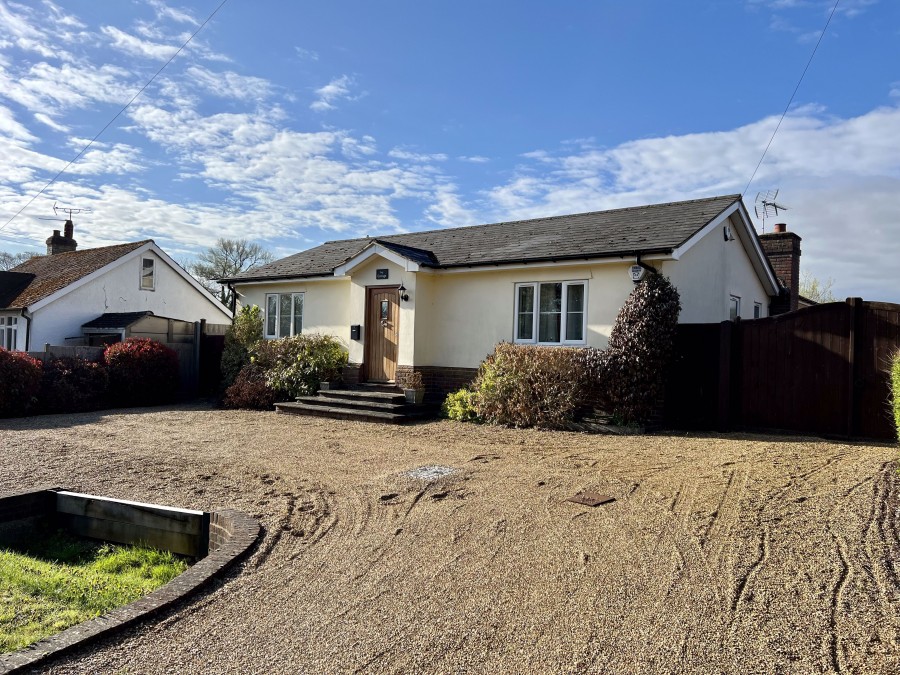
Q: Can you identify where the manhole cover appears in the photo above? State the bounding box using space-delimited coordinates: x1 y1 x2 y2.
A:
406 465 456 480
567 491 615 507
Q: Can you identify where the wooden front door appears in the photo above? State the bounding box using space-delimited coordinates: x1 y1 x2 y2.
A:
365 286 399 382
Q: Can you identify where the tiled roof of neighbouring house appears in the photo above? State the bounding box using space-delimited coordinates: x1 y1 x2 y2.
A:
81 311 154 330
0 241 151 309
224 194 743 282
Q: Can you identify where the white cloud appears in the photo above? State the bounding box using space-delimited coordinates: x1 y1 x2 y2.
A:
388 148 448 163
458 155 490 163
101 25 177 60
33 112 69 133
310 75 356 112
147 0 198 26
425 184 477 227
185 65 272 101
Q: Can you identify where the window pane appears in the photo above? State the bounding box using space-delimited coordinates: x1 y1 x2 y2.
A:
279 294 292 337
539 312 561 343
293 294 303 335
566 312 584 341
566 284 584 312
266 296 277 336
539 283 562 312
141 258 154 289
516 286 534 340
538 283 562 342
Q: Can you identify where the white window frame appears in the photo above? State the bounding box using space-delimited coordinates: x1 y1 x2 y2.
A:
265 292 304 339
514 280 587 345
729 295 741 321
140 257 155 291
753 302 762 319
0 316 18 350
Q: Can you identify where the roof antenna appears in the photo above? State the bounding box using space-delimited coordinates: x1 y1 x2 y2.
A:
38 201 92 223
754 190 788 233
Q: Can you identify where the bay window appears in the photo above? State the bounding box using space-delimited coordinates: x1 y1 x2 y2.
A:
265 292 304 338
515 281 586 344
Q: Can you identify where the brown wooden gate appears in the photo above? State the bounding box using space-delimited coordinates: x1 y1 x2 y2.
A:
665 299 900 439
364 286 399 382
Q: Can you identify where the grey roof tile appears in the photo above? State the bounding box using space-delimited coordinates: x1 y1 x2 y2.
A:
226 194 741 282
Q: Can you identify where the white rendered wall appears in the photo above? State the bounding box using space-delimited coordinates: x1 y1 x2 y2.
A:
30 250 231 348
664 214 770 323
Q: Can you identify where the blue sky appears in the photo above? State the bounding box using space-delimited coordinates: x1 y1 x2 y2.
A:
0 0 898 301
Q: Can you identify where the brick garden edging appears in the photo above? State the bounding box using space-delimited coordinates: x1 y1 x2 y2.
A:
0 506 260 674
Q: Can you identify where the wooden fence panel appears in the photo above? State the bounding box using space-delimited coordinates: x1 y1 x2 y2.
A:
856 301 900 438
667 299 900 440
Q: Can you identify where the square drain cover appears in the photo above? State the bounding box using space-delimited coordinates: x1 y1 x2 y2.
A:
567 491 615 507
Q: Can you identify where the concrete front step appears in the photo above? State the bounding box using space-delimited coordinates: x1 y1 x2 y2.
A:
275 401 426 424
321 389 406 404
295 395 412 413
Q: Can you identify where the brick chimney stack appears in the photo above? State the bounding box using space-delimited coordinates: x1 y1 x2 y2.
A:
46 220 78 255
759 223 801 315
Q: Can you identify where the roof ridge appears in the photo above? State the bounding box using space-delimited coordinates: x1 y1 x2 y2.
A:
323 194 741 244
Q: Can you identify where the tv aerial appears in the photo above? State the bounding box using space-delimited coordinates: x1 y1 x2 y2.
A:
37 202 92 222
754 190 788 233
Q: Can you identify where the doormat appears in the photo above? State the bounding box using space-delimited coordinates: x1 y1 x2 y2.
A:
567 491 615 507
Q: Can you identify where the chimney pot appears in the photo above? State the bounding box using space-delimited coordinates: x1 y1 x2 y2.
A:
53 229 60 237
774 223 786 233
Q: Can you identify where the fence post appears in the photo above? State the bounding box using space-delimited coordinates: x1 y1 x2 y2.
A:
192 321 201 397
716 321 733 431
846 297 864 437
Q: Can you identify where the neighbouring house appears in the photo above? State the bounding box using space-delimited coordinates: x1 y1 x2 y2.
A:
224 194 800 397
0 222 232 351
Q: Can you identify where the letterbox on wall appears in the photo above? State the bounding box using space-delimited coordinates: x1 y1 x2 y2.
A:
350 324 361 340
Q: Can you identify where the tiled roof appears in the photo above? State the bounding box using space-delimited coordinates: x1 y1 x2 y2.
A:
0 241 150 309
226 194 742 282
82 311 153 330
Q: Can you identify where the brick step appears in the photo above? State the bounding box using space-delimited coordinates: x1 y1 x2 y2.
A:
319 389 406 404
274 401 425 424
296 395 410 413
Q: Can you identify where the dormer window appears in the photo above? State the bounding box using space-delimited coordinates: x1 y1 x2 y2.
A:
141 257 155 290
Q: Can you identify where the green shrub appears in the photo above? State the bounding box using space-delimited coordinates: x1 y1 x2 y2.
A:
603 273 681 425
222 364 275 409
252 333 348 400
39 357 108 414
891 349 900 442
221 304 263 389
442 388 480 422
467 342 588 429
104 338 180 407
0 348 42 417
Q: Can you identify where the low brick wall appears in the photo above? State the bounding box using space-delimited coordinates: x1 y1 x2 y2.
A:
395 365 478 403
0 490 260 674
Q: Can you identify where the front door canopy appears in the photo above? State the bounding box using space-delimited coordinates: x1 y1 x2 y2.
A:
333 241 433 277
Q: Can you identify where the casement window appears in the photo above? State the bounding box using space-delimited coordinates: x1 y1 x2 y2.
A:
0 317 18 350
140 257 155 290
753 302 762 319
729 295 741 321
265 293 304 338
514 281 586 344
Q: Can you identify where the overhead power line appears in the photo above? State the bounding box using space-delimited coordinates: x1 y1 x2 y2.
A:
0 0 230 233
743 0 841 197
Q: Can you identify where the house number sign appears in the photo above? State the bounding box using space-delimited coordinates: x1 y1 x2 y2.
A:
376 268 389 280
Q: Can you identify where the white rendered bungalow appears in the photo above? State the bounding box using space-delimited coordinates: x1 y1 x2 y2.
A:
0 223 232 351
226 195 797 398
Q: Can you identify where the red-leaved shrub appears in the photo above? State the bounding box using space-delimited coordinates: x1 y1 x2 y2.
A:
40 357 109 414
104 338 179 407
0 348 43 417
222 364 275 410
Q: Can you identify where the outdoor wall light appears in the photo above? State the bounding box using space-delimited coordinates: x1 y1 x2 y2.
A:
398 283 409 302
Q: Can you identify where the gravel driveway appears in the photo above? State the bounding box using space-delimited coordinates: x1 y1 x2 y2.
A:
1 404 898 674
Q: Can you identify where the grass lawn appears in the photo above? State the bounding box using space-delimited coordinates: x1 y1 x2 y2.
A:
0 531 188 653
